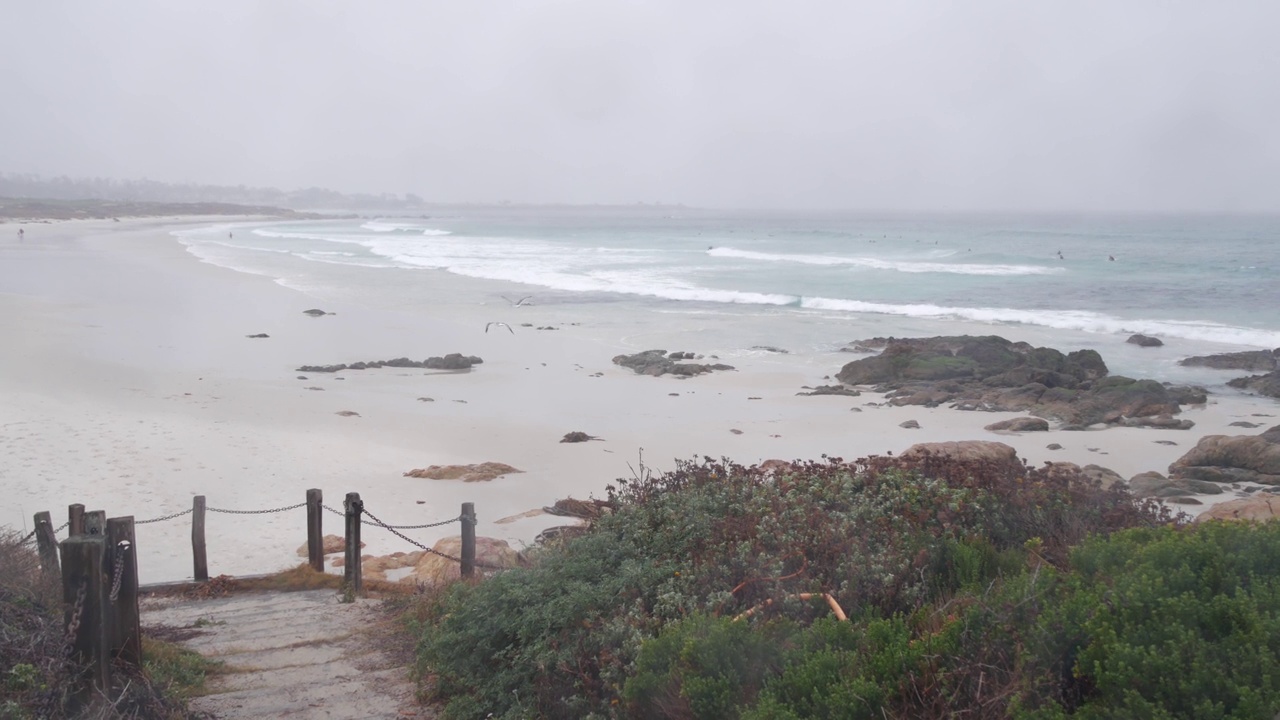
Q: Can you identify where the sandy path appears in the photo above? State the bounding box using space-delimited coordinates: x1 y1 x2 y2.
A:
141 589 431 719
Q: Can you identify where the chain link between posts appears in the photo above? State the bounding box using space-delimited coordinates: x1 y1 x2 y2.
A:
135 508 194 525
207 501 307 515
62 581 87 662
322 503 460 530
360 502 506 570
18 520 69 545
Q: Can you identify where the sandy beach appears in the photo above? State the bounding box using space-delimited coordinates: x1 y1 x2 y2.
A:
1 217 1276 584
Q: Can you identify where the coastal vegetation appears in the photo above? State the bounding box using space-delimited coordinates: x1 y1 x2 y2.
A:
411 451 1280 719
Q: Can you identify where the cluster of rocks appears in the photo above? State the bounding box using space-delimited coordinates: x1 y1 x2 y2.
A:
1180 348 1280 399
1106 424 1280 507
833 335 1205 429
796 385 862 397
296 353 483 373
612 349 735 378
402 462 523 482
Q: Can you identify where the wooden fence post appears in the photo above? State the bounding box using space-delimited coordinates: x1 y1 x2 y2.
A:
68 503 85 537
461 502 476 578
33 511 60 581
60 535 110 714
192 495 208 582
306 488 324 572
343 492 362 594
84 511 106 537
107 517 141 667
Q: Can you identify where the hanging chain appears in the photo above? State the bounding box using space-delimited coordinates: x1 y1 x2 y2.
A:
208 501 307 515
109 542 129 602
63 581 87 660
135 508 194 525
323 503 460 529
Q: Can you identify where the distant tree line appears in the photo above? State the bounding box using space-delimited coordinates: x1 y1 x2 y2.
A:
0 172 427 212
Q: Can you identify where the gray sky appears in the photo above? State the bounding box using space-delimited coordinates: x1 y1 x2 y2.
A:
3 1 1278 212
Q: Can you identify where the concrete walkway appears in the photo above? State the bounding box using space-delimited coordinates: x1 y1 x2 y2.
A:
142 589 431 719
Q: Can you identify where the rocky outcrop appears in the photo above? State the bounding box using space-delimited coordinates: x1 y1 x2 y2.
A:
901 440 1021 472
796 385 862 397
984 417 1050 432
833 335 1203 428
612 350 735 378
1127 334 1163 347
1194 495 1280 523
1168 425 1280 486
1178 348 1279 372
403 462 524 482
560 431 600 443
1126 471 1225 498
297 354 483 373
1227 370 1280 399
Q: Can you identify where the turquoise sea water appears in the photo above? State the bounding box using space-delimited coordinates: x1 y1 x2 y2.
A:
174 207 1280 387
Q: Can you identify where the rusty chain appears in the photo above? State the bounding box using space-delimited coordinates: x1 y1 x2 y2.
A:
135 508 194 525
63 581 87 661
360 503 506 570
109 541 129 602
208 501 308 515
17 520 68 545
322 503 460 530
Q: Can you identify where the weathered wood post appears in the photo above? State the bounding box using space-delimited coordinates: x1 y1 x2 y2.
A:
33 511 60 581
106 517 141 666
192 495 208 581
68 503 85 537
60 535 110 714
306 488 324 572
343 492 362 594
84 511 106 537
461 502 476 578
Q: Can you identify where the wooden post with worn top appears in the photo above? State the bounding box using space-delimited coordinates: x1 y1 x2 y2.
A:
68 503 85 537
461 502 476 578
106 516 141 666
344 492 362 594
60 535 110 714
306 488 324 572
192 495 208 581
33 511 60 581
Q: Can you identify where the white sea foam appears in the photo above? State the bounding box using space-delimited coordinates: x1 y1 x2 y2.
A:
800 297 1280 348
361 220 452 235
708 247 1061 276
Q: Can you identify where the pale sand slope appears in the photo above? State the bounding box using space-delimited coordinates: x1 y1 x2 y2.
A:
1 218 1276 583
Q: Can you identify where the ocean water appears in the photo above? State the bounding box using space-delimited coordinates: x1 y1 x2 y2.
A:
173 207 1280 388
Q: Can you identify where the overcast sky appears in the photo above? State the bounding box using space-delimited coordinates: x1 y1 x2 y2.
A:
2 2 1278 212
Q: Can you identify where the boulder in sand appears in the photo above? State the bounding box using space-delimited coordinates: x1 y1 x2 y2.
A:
1168 424 1280 486
409 536 523 584
984 416 1050 432
403 462 524 482
901 440 1020 473
1195 495 1280 523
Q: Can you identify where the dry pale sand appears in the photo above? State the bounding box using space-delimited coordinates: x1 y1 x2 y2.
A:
2 218 1276 583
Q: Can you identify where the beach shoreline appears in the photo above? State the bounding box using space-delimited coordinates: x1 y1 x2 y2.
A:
2 217 1276 583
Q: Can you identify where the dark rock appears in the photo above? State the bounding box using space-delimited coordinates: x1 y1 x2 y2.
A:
899 420 921 429
425 353 483 370
297 364 348 373
984 417 1050 432
1116 415 1195 430
1165 384 1208 405
1128 471 1170 497
612 350 735 378
1231 421 1263 428
1178 348 1280 372
1227 370 1280 399
751 345 789 354
302 309 331 317
246 333 270 339
1046 443 1063 450
796 385 862 397
1127 334 1163 347
559 431 599 443
1166 497 1202 505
